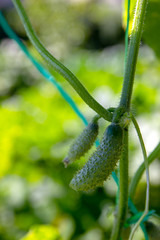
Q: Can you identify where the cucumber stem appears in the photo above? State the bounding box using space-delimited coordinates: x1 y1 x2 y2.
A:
120 0 148 111
111 0 148 239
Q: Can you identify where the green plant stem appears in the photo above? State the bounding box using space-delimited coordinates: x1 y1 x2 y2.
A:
129 115 150 240
124 0 130 70
110 130 129 240
11 0 112 122
120 0 148 110
129 142 160 199
110 1 148 238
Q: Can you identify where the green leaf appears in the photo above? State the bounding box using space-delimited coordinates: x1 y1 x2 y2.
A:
21 225 62 240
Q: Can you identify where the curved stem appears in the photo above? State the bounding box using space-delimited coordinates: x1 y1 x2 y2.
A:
129 142 160 199
120 0 148 110
11 0 112 122
110 130 129 240
129 115 150 240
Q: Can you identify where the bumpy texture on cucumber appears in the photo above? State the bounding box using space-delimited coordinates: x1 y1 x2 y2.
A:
63 121 99 167
70 123 123 191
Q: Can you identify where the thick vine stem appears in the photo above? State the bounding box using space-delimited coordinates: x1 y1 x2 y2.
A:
129 142 160 199
110 130 129 240
111 0 148 239
12 0 113 122
112 106 126 124
120 0 148 110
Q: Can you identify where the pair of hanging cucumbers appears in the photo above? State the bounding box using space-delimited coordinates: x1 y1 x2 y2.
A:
64 107 131 192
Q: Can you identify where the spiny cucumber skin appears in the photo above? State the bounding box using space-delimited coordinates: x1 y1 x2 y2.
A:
63 122 99 167
70 124 123 192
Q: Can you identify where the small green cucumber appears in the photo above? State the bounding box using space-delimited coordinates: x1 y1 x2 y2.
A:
63 120 99 167
70 123 123 191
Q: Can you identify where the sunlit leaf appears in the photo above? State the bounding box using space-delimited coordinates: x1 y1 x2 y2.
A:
21 225 62 240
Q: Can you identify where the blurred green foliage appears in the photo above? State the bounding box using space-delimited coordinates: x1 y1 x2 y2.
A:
0 0 160 240
21 225 62 240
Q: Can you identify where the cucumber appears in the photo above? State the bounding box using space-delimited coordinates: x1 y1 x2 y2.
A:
70 123 123 191
63 121 99 167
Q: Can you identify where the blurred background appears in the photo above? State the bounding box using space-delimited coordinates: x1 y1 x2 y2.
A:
0 0 160 239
